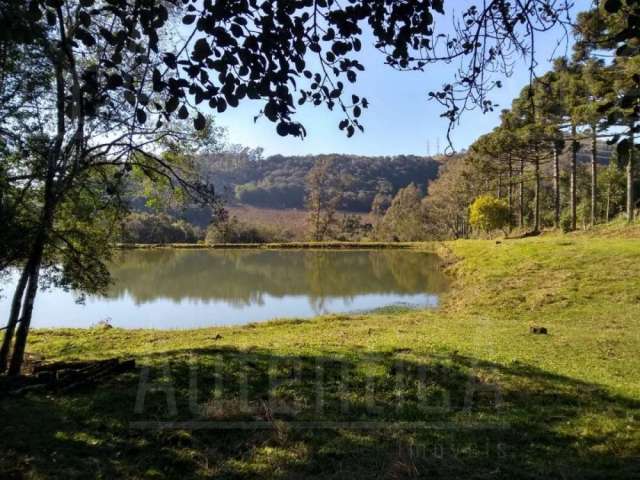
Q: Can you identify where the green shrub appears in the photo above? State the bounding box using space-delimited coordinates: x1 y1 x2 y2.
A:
335 214 373 241
469 195 511 234
560 209 574 233
560 201 592 232
121 212 202 244
205 216 293 244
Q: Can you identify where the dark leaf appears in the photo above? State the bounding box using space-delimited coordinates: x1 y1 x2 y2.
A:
230 23 243 37
75 28 95 47
124 91 136 106
152 68 164 92
107 74 123 89
193 38 213 61
264 102 278 122
620 95 636 109
166 96 179 113
277 122 289 136
617 138 630 156
163 53 177 69
604 0 622 13
194 113 206 130
46 10 56 26
136 108 147 124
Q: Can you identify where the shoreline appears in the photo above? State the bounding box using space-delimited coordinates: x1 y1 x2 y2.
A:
115 241 432 250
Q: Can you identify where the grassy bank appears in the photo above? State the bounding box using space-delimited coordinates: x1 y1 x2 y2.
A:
2 231 640 479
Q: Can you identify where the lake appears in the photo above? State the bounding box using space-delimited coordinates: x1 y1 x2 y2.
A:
0 249 449 329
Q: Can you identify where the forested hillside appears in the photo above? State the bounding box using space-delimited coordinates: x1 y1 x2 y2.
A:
119 1 638 245
197 152 440 211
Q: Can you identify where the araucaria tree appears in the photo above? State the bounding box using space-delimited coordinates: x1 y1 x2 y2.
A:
444 0 640 236
573 1 640 222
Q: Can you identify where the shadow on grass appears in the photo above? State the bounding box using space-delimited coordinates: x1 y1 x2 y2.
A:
1 346 638 479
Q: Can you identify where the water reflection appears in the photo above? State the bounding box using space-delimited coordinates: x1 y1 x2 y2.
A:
109 249 448 302
1 250 449 329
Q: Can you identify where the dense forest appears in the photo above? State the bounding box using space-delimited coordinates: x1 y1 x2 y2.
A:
197 152 440 211
122 153 441 241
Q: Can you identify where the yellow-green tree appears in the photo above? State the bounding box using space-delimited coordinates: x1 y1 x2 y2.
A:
469 195 511 234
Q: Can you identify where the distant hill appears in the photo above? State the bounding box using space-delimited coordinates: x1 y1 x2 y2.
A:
197 153 440 212
127 153 440 229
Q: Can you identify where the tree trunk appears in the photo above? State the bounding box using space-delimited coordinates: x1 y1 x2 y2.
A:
4 158 58 377
508 155 513 229
533 152 540 233
591 127 597 227
0 264 29 373
519 157 525 229
553 144 560 229
6 193 54 377
606 181 611 223
7 255 42 376
570 123 578 231
7 124 59 376
627 123 635 223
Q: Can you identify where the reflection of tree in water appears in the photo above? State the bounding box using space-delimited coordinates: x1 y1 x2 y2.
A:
307 294 357 316
104 249 449 306
383 250 446 292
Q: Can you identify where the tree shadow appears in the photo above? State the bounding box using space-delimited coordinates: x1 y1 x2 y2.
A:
1 346 638 479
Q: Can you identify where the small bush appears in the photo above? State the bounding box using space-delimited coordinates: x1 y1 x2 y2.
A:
560 209 574 233
560 201 591 232
469 195 511 234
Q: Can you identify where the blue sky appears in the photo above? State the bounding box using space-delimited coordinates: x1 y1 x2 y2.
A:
213 1 592 157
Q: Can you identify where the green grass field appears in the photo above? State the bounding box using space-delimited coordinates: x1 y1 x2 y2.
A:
2 229 639 479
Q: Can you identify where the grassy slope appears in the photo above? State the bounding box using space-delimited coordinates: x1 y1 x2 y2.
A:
2 230 640 479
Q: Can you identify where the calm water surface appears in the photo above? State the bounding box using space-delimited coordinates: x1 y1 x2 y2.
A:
0 249 449 329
